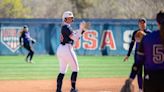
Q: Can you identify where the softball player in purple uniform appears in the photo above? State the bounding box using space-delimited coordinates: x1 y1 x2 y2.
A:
19 25 35 63
132 10 164 92
124 18 151 92
56 11 86 92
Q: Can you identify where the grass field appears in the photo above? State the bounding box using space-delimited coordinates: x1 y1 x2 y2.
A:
0 55 134 80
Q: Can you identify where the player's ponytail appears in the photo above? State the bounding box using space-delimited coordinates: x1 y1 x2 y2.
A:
156 10 164 48
19 29 24 36
20 25 28 36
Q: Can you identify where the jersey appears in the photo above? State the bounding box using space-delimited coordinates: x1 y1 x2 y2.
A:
137 30 164 71
127 29 151 56
60 24 74 45
19 31 31 45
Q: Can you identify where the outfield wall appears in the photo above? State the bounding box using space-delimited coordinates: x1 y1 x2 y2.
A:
0 19 157 55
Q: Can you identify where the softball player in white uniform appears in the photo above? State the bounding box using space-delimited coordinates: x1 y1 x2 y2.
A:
56 11 86 92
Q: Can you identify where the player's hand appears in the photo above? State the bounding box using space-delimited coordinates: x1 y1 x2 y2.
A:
135 31 146 42
123 56 129 62
80 21 90 31
31 39 36 44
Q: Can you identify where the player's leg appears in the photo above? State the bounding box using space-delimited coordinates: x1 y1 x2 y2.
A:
24 43 34 63
129 63 138 80
56 45 69 92
129 54 143 92
23 43 31 62
67 45 79 92
134 53 143 92
28 46 34 62
56 60 68 92
137 65 143 91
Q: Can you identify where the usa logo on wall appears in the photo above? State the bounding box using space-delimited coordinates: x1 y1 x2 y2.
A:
1 27 22 53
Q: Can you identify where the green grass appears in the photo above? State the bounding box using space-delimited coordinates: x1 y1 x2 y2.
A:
0 55 134 80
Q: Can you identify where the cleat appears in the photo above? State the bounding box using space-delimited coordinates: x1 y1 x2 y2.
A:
139 89 143 92
25 58 29 63
29 60 34 64
70 88 78 92
56 89 62 92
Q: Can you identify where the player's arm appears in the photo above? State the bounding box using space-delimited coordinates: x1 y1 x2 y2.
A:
26 32 36 43
127 31 137 56
62 26 81 41
19 31 23 46
68 22 87 41
69 29 84 41
24 32 36 44
124 31 137 61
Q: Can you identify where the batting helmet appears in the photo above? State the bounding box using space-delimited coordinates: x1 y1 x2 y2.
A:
62 11 74 21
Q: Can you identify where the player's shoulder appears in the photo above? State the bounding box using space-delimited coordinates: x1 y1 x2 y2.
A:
145 29 152 33
147 30 159 37
132 29 139 35
62 24 72 30
62 24 68 29
61 24 69 32
143 30 159 41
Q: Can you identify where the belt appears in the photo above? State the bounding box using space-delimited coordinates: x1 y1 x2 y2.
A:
60 42 72 45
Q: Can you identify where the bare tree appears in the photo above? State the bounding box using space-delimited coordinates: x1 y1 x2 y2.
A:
20 0 164 19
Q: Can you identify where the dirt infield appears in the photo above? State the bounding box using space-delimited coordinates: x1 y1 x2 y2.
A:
0 78 138 92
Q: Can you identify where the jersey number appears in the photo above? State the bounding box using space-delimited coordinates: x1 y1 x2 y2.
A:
153 44 164 64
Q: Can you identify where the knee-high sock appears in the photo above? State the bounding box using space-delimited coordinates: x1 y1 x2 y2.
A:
71 72 78 89
29 50 34 61
56 73 65 91
26 52 31 61
137 66 143 89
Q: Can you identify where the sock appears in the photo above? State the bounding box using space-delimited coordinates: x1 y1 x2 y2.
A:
29 50 34 61
56 73 65 91
137 66 143 89
137 74 143 89
71 72 78 89
26 53 30 61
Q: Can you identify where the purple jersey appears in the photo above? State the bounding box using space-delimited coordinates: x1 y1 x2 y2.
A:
19 31 31 44
137 30 164 71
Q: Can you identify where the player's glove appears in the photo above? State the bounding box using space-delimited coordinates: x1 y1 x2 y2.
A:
80 21 90 34
135 31 146 42
120 79 134 92
31 39 36 44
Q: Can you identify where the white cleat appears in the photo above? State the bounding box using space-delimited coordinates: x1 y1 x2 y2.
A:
29 60 34 64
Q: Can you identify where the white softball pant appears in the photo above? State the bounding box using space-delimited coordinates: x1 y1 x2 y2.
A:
56 44 79 74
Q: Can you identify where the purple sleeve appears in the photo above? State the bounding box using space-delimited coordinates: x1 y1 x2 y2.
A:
26 32 31 39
